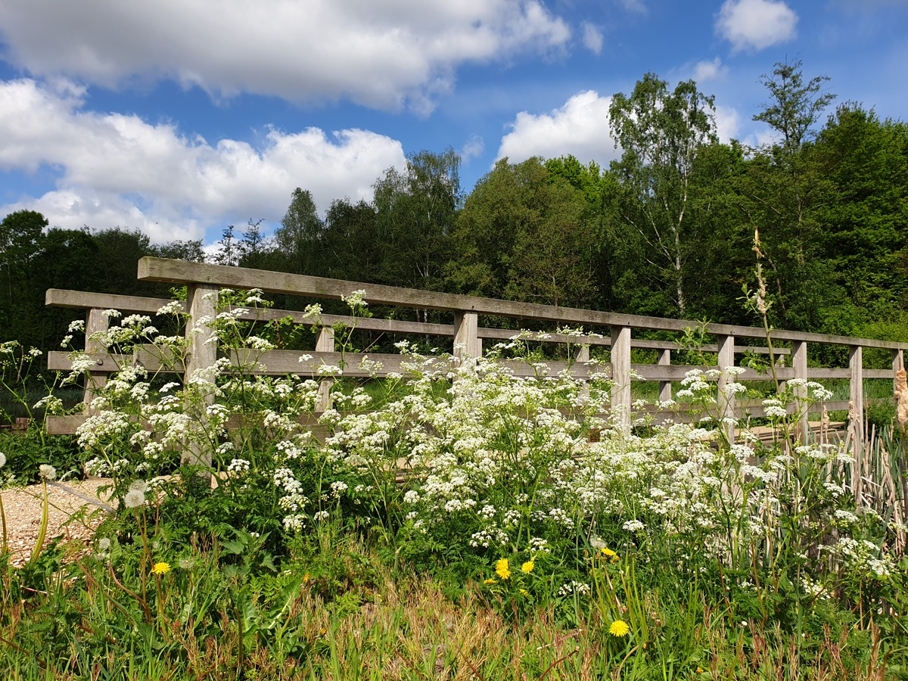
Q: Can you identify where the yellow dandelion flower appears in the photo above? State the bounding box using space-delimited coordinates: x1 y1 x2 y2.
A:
609 620 630 637
484 578 497 585
151 562 171 575
521 560 534 574
519 588 529 596
495 558 511 580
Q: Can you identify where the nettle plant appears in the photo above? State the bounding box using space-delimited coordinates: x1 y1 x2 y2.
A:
62 289 898 617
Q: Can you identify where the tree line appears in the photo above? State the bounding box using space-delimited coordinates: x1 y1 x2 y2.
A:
3 60 908 356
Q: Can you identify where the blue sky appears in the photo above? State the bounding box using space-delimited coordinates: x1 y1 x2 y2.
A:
0 0 906 249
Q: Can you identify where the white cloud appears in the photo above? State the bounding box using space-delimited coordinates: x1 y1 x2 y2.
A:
716 0 798 52
714 105 740 142
461 135 485 162
0 78 406 242
616 0 647 14
581 22 604 55
693 57 728 83
0 0 571 112
496 90 620 166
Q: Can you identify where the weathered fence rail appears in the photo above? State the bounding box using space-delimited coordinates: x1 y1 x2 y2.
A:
46 258 906 451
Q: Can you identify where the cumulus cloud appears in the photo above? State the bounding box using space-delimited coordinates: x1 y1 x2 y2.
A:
716 0 798 52
496 90 620 166
0 78 406 242
0 0 571 112
693 57 728 83
581 22 604 55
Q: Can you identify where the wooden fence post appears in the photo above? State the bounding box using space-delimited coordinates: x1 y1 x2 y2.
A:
184 284 218 471
716 335 736 443
453 312 481 363
792 341 809 444
611 326 632 433
315 326 335 411
658 349 672 403
84 308 109 415
849 344 864 504
893 348 904 395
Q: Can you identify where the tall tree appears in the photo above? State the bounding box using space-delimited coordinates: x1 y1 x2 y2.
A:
238 219 273 270
734 61 838 330
323 198 380 282
754 59 836 154
609 73 718 316
373 149 460 291
0 210 49 346
812 105 908 321
274 189 324 276
213 226 241 267
448 158 598 308
155 239 206 263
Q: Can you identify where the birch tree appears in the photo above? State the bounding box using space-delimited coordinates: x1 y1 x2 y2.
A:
609 73 717 316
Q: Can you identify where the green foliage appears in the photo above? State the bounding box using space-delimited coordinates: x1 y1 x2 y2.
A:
609 73 719 317
754 59 836 153
448 157 601 308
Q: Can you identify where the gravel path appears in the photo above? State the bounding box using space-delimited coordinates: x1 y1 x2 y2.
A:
0 479 113 567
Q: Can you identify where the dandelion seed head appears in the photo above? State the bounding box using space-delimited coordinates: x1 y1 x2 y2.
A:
124 489 146 508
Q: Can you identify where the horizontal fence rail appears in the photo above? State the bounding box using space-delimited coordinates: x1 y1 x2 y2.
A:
45 258 907 452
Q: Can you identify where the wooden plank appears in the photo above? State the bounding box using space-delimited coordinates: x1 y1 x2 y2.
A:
46 415 88 435
50 348 890 385
239 350 413 376
137 257 908 349
47 351 132 372
132 346 185 373
631 364 790 381
46 288 181 314
477 327 610 346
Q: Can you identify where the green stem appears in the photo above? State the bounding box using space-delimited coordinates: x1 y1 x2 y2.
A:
27 480 49 565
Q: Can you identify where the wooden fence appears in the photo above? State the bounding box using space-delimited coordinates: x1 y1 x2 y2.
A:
45 257 906 455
